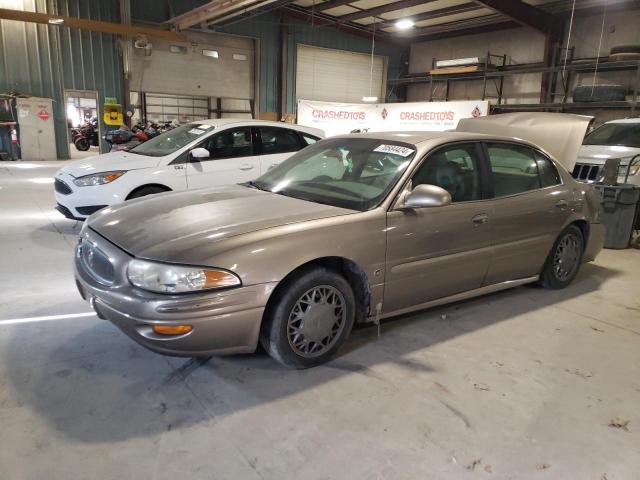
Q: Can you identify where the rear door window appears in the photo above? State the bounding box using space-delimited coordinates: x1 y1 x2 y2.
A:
486 143 541 197
259 127 305 155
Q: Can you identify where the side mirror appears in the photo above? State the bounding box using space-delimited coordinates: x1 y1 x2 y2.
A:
189 147 210 161
400 184 452 209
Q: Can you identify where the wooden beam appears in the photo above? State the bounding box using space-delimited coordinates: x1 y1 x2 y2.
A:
378 3 482 27
337 0 440 23
0 8 186 41
470 0 553 32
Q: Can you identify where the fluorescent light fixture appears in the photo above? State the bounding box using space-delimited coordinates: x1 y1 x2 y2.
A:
202 49 219 58
48 18 64 24
362 96 378 102
395 19 414 30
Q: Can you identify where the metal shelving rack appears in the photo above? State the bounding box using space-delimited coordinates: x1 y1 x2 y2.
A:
391 49 640 115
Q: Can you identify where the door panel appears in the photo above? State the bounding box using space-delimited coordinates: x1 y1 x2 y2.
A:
483 143 571 284
186 127 259 188
383 142 491 314
384 203 493 313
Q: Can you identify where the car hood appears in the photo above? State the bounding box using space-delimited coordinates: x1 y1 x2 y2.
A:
88 185 354 262
577 144 640 165
457 112 593 171
60 151 160 178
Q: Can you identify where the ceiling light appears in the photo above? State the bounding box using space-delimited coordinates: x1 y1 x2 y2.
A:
48 18 64 24
362 96 378 102
395 19 414 30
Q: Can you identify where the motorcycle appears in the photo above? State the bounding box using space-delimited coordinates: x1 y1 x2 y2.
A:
73 118 100 151
105 120 178 152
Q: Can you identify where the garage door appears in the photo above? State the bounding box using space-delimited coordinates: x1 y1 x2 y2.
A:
143 93 209 123
129 32 254 101
295 44 387 103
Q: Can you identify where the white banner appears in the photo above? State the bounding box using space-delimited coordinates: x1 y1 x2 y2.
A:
297 99 489 137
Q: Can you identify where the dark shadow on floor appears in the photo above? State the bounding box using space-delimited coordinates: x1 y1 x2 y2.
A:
3 262 618 443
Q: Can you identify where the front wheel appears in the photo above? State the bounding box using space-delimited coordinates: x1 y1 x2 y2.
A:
260 267 356 369
127 185 168 200
539 225 584 289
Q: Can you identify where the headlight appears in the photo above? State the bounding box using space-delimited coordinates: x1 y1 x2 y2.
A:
74 171 126 187
618 157 640 177
127 259 241 294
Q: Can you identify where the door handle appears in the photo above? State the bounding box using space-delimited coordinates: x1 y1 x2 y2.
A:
239 164 254 171
555 199 569 208
471 213 489 225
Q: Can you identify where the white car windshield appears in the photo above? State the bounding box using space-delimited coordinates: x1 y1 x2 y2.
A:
250 137 415 211
583 123 640 148
130 123 214 157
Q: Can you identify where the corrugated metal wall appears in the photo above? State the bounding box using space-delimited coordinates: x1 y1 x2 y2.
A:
0 0 123 159
220 12 402 115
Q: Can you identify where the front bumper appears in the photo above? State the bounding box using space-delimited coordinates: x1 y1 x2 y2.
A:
54 171 124 220
74 228 277 356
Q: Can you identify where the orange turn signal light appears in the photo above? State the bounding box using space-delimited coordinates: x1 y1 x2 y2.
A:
153 324 193 335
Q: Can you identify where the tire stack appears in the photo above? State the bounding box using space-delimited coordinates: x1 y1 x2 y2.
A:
572 45 640 103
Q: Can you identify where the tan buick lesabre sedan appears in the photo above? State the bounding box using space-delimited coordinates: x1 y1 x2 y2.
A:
75 113 604 368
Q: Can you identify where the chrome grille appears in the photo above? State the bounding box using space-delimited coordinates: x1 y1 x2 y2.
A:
572 163 602 182
78 239 115 285
54 178 72 194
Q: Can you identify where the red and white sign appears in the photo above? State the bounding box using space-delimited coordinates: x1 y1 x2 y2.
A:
297 99 489 137
38 109 50 121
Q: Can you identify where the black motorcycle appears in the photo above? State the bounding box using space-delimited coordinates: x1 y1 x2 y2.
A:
73 118 99 151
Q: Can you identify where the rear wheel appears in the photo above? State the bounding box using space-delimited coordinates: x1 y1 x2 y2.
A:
260 267 356 369
127 185 169 200
74 138 90 151
539 225 584 289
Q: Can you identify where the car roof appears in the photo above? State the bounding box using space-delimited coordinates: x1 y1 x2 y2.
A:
605 118 640 124
189 118 319 131
332 130 524 146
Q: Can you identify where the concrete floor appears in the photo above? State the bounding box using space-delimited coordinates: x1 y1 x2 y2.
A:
1 160 639 480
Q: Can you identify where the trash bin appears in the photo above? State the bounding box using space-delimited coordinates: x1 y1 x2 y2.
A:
594 185 640 249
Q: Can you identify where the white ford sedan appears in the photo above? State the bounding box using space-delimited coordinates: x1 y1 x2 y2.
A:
54 119 324 220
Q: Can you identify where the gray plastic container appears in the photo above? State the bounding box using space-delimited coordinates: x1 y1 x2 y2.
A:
594 185 640 249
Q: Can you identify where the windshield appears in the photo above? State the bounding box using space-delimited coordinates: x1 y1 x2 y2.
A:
583 123 640 148
251 138 415 211
130 123 215 157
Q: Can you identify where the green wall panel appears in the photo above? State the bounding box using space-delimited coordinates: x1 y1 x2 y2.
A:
0 0 123 159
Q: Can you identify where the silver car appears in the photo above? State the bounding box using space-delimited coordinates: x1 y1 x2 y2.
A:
74 113 605 368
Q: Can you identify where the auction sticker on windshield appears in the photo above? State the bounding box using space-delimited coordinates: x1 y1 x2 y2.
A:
374 144 415 157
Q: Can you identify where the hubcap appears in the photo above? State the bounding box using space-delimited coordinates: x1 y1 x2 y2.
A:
553 233 580 281
287 285 346 358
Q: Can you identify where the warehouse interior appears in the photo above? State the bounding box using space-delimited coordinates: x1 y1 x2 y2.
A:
1 0 639 478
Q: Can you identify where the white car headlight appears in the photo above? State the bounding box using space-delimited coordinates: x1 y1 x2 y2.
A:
127 259 241 294
74 171 126 187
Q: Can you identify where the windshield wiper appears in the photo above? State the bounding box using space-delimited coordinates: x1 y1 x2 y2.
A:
244 180 269 192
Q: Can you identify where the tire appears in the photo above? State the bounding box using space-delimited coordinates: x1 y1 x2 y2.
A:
539 225 584 289
260 267 356 369
573 84 626 102
74 138 90 151
127 185 169 200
